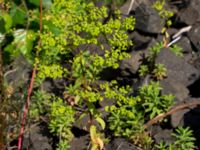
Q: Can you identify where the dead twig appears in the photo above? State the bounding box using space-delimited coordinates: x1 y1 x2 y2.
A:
167 25 192 47
144 99 200 129
127 0 135 15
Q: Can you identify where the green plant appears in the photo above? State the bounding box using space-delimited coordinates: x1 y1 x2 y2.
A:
105 81 174 148
139 64 149 77
138 81 174 119
139 42 164 79
56 140 71 150
104 80 145 137
148 42 164 61
1 0 53 60
152 0 174 19
0 0 188 149
156 127 196 150
172 127 196 150
48 97 75 150
138 41 182 79
35 0 135 148
156 141 173 150
131 132 153 149
169 44 183 57
152 0 174 40
152 63 167 80
30 90 51 121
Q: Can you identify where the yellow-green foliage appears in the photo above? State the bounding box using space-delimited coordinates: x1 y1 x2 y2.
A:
106 81 174 138
38 0 135 81
37 64 68 79
49 97 75 150
152 0 173 19
36 0 135 148
152 0 174 36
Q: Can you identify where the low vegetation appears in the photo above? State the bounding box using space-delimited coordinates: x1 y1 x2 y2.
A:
0 0 197 149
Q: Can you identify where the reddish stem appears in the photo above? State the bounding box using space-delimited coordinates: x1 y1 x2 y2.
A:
17 68 36 150
144 99 200 129
17 0 42 149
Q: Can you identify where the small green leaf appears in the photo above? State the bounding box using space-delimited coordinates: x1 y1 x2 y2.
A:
3 13 12 31
10 4 26 26
96 117 105 130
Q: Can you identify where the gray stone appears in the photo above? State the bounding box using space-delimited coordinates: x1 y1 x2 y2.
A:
120 51 143 76
175 0 200 24
22 126 52 150
70 134 90 150
129 31 152 51
187 23 200 52
155 48 199 127
160 80 189 102
170 108 190 127
176 36 192 53
178 7 199 25
193 57 200 70
154 129 173 145
190 0 200 22
120 0 154 14
5 55 32 89
159 80 189 128
106 138 140 150
134 3 164 34
156 48 199 87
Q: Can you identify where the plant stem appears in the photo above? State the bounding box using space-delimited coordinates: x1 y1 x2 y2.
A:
17 0 43 149
144 99 200 129
17 68 36 150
